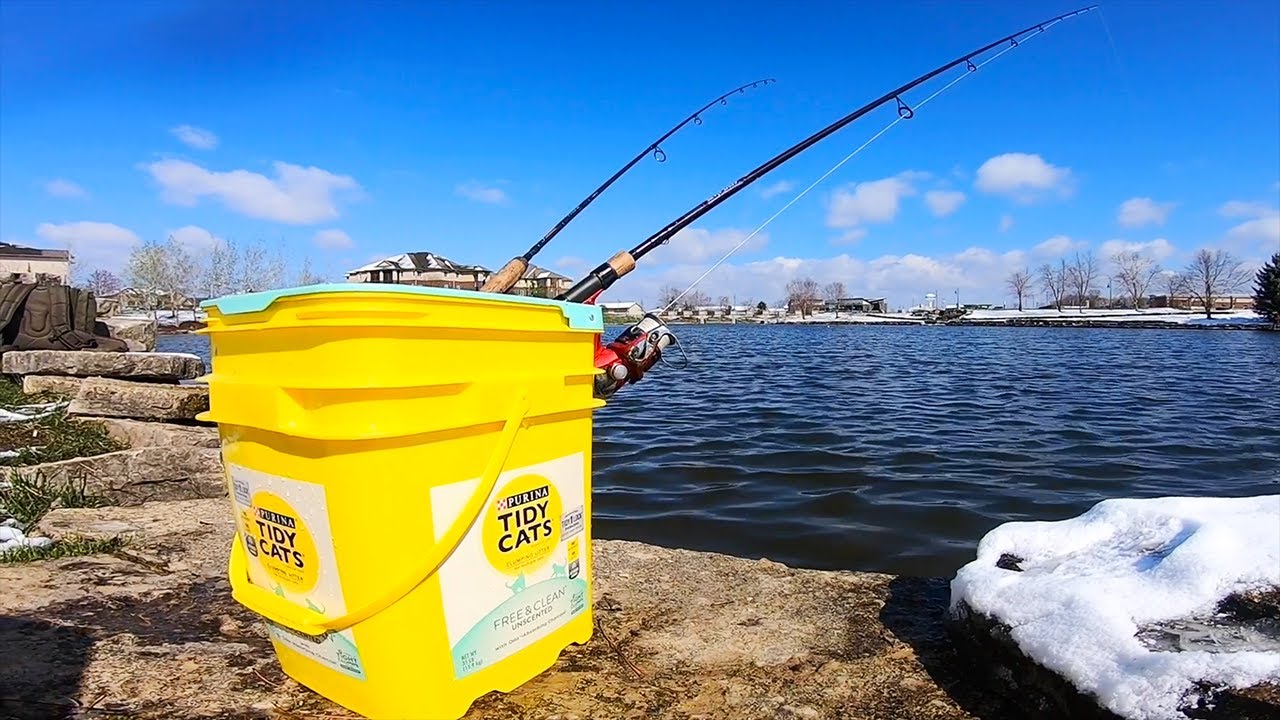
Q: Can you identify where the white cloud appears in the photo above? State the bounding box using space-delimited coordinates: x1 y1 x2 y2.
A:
826 174 918 228
1219 200 1274 218
35 221 140 272
168 225 221 253
974 153 1074 202
645 226 769 266
554 256 587 272
1032 235 1085 258
170 124 219 150
999 214 1015 232
924 190 966 218
1097 238 1177 262
313 229 354 249
44 178 86 198
145 159 360 224
1228 216 1280 244
832 228 868 245
625 243 1035 310
1219 200 1280 248
760 180 795 199
1117 197 1175 227
455 181 508 205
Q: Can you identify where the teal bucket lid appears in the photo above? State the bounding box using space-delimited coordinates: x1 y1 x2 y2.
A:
200 283 603 331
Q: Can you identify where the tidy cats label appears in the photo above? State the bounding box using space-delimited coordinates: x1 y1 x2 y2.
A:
431 453 588 678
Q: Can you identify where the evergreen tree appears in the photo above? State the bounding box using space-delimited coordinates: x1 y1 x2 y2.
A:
1254 252 1280 328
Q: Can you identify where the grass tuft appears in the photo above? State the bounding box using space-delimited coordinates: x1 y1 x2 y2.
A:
0 534 127 564
0 470 108 526
0 378 127 467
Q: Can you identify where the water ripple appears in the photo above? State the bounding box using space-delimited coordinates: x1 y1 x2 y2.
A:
160 325 1280 577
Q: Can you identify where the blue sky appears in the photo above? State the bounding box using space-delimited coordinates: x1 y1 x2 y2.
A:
2 0 1277 308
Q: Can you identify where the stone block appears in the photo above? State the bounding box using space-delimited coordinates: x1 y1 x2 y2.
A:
1 350 204 381
96 417 220 449
12 446 225 505
68 377 209 422
96 317 157 352
22 374 85 397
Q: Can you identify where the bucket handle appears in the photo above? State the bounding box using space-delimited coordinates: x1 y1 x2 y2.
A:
227 393 532 637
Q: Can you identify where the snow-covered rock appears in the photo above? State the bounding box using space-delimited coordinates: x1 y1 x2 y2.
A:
0 517 53 554
949 495 1280 720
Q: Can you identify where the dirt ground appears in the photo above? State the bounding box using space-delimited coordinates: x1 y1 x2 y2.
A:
0 499 1012 720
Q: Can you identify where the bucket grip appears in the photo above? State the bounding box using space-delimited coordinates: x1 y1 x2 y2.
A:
227 394 532 636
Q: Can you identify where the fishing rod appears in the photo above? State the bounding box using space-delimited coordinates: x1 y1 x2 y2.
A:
557 5 1097 306
571 5 1098 401
479 77 777 294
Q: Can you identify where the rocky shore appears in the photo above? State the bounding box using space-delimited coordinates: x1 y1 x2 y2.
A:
1 347 1276 720
2 497 1007 720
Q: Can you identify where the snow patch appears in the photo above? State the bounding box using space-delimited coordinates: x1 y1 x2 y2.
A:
950 495 1280 720
0 402 66 423
779 312 924 324
962 308 1264 325
0 518 52 554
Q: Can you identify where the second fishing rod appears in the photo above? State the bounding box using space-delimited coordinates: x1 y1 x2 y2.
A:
557 4 1098 306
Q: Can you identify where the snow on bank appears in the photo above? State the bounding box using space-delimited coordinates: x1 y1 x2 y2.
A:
0 402 65 423
951 495 1280 720
116 310 206 326
0 518 51 554
778 312 924 324
963 308 1265 325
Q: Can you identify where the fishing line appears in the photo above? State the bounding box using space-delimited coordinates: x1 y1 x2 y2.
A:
1095 6 1145 136
661 20 1064 313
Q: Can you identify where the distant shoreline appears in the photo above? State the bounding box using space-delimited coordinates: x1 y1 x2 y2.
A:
657 313 1274 331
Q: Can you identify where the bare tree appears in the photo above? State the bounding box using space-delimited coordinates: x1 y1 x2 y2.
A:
1161 270 1183 299
294 257 326 286
718 295 732 314
236 240 286 293
684 290 712 311
1038 260 1067 311
201 238 238 298
160 235 197 315
125 239 170 319
1180 248 1250 318
657 285 683 311
823 281 845 317
786 277 821 318
1005 268 1034 311
86 269 122 297
1067 250 1099 310
1111 251 1161 310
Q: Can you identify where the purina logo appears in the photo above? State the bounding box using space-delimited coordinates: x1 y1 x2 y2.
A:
495 485 549 511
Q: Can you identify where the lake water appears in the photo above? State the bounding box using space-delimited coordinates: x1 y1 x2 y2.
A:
159 324 1280 577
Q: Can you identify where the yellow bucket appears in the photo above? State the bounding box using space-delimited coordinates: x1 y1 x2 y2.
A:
197 284 606 720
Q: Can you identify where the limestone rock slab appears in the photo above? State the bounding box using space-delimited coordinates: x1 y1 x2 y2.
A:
68 377 209 421
1 350 203 381
13 447 224 505
96 317 157 352
22 374 84 397
96 417 220 449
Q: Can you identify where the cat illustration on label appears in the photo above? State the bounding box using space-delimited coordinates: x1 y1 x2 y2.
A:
552 562 566 578
506 574 527 594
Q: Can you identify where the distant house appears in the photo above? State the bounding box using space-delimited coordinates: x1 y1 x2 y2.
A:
822 296 888 314
1147 294 1254 311
600 301 644 319
511 264 573 298
346 252 492 289
0 242 71 284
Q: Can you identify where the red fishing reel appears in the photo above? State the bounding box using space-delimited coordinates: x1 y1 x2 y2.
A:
592 312 680 400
